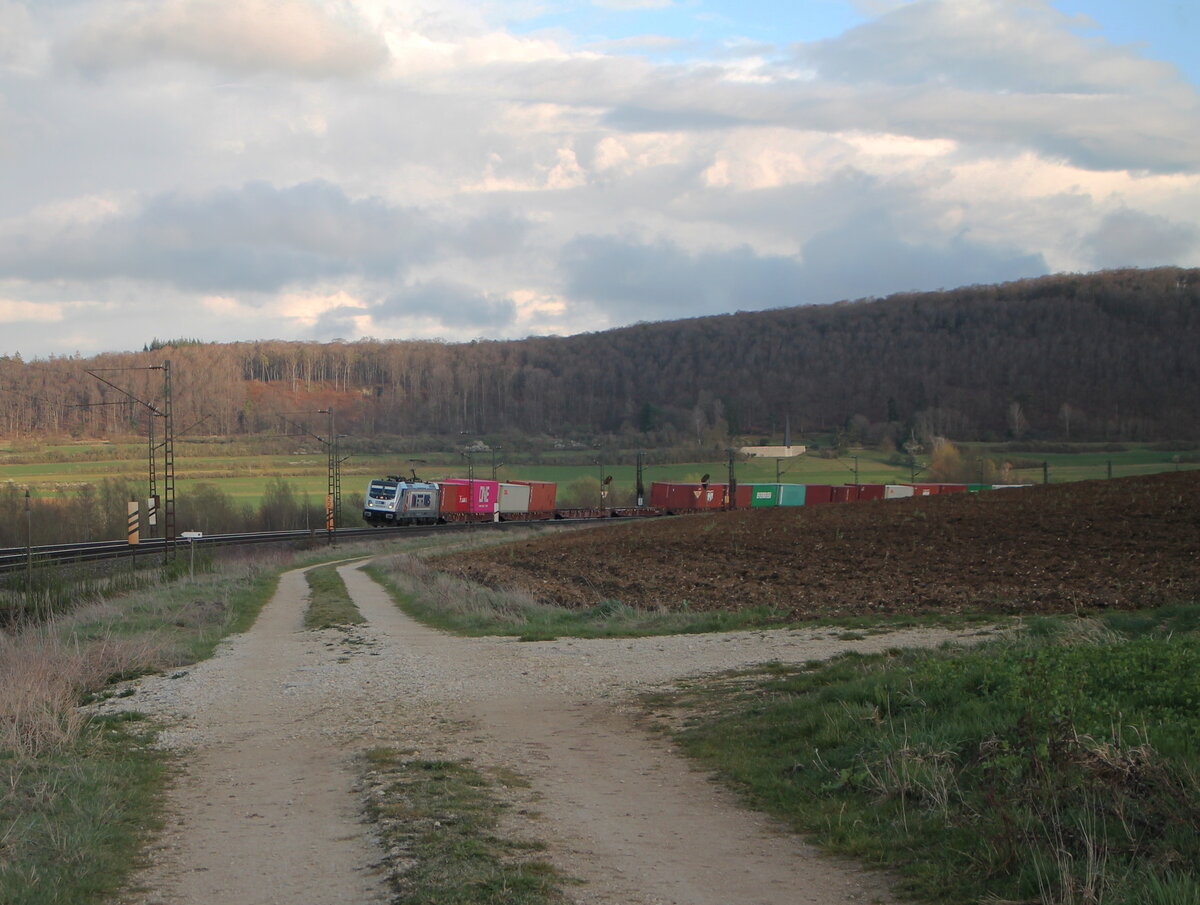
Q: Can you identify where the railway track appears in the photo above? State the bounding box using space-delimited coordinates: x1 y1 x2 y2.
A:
0 516 628 575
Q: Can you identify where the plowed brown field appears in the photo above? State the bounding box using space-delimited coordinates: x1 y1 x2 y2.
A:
432 472 1200 618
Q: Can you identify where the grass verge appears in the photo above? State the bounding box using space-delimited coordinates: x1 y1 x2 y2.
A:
0 714 166 905
361 748 570 905
647 606 1200 905
366 552 995 639
367 554 805 639
303 563 365 629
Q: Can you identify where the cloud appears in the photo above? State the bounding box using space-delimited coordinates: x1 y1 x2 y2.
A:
562 235 806 321
62 0 389 78
562 223 1047 322
603 105 752 132
1083 209 1200 268
0 1 36 71
0 181 441 293
594 0 675 9
372 280 517 331
797 0 1179 95
784 0 1200 174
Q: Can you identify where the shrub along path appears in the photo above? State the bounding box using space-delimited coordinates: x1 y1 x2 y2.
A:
102 560 985 905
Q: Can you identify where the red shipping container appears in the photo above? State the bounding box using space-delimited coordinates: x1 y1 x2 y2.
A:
935 483 968 494
651 482 727 509
830 486 852 503
733 484 752 508
805 484 833 505
437 481 472 513
440 478 500 513
907 483 941 496
850 483 886 501
510 480 557 512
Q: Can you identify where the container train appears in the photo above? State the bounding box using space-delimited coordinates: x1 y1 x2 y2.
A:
362 475 1030 526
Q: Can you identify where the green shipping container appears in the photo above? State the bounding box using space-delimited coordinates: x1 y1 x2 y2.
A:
750 484 781 507
778 483 807 506
967 484 992 492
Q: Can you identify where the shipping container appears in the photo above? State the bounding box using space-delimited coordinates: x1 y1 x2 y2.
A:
750 484 781 507
439 478 500 513
884 484 915 499
966 483 992 493
510 480 557 512
437 481 472 513
498 483 531 513
650 481 728 510
907 483 940 496
830 486 852 503
778 483 807 506
733 484 752 508
805 484 833 505
936 484 968 494
849 483 886 501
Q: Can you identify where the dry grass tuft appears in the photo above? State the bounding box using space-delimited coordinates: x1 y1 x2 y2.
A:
0 626 166 757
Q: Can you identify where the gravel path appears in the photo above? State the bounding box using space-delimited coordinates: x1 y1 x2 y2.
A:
106 559 984 905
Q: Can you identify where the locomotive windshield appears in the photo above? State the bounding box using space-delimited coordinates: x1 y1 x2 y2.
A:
368 482 398 500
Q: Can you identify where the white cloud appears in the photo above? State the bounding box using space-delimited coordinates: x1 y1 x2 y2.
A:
595 0 673 9
62 0 390 77
0 298 66 323
0 0 1198 357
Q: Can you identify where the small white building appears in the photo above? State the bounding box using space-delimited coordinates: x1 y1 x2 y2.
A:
738 445 806 458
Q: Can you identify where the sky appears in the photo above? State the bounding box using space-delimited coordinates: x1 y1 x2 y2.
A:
0 0 1197 359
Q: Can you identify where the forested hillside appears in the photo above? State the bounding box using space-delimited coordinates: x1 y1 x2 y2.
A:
2 267 1197 443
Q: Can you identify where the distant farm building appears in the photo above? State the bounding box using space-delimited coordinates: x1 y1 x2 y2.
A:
738 445 806 458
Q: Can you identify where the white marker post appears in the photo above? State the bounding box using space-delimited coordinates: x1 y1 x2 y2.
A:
181 531 202 578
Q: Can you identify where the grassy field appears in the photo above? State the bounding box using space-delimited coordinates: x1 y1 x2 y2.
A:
653 609 1200 905
2 436 1196 509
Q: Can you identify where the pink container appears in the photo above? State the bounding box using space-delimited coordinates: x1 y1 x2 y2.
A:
440 478 500 514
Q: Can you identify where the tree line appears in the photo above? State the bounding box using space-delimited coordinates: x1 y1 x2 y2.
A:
1 267 1197 445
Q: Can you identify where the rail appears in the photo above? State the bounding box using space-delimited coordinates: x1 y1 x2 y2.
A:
0 515 639 575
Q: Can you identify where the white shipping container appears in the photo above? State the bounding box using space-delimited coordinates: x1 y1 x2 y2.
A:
499 482 533 513
884 484 915 499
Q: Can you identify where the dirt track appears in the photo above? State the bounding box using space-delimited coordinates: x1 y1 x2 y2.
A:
109 560 986 905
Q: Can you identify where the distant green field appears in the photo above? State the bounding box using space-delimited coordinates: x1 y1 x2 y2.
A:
1 439 1196 508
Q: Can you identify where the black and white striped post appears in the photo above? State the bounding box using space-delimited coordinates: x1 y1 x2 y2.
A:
127 499 140 558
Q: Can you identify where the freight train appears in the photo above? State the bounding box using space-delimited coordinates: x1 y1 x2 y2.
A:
362 475 1030 525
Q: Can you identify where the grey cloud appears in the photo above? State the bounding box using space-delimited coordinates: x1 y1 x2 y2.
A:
562 235 807 321
603 105 753 132
372 281 517 331
561 223 1046 322
796 213 1048 299
472 23 1200 174
1083 209 1199 268
796 0 1180 95
455 209 532 258
61 0 389 78
0 1 35 69
0 181 439 293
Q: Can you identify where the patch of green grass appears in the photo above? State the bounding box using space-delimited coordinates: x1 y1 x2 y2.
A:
361 748 570 905
654 618 1200 905
0 716 168 905
303 563 365 629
